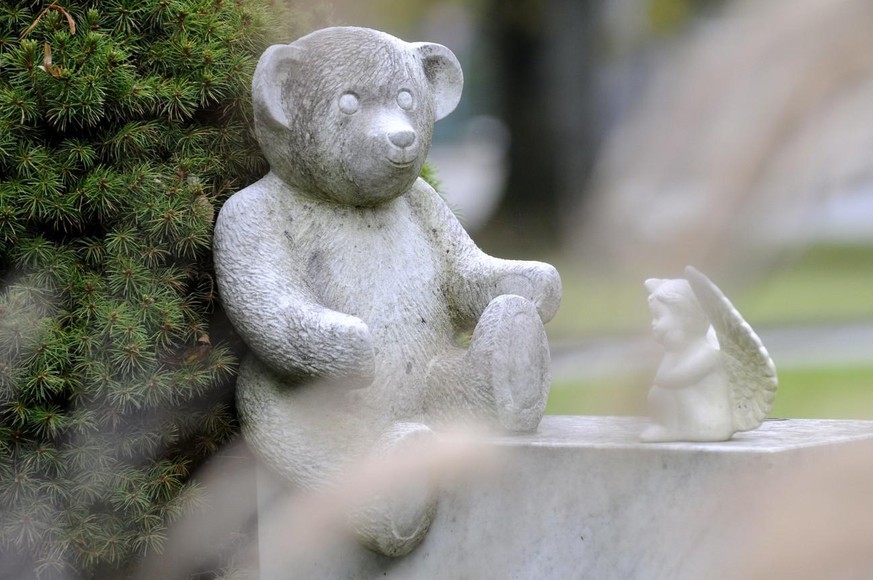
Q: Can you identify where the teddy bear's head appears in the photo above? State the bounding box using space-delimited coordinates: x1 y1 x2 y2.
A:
252 27 463 206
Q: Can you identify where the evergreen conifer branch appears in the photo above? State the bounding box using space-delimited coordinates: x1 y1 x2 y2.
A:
1 1 272 576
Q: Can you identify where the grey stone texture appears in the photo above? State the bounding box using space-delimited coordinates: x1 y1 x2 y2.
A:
213 26 561 557
256 415 873 579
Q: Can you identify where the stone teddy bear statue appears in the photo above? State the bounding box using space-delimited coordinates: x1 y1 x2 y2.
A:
213 27 561 557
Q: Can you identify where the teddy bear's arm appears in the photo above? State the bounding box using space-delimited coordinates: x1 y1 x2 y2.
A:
452 254 562 327
214 189 375 386
410 179 562 327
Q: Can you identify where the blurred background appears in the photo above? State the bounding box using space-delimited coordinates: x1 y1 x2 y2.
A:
286 0 873 420
162 2 873 574
9 2 873 577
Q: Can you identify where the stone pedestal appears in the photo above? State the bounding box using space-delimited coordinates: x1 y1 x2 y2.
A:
256 416 873 579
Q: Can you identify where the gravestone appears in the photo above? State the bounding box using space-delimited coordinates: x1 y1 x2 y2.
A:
255 415 873 579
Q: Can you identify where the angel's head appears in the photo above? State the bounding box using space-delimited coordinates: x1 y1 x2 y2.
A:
645 278 710 349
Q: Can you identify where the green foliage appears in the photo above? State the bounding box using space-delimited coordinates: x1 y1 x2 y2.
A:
0 1 269 577
418 161 441 193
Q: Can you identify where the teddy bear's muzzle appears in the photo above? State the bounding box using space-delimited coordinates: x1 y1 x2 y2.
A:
388 129 416 149
385 130 419 168
370 113 420 168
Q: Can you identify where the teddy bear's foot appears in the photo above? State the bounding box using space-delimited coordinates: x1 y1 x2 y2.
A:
351 422 439 557
469 295 550 432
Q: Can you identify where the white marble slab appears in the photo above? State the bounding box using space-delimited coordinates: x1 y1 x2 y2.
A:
256 415 873 579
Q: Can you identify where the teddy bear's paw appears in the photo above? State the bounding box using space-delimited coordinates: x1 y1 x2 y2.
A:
352 423 439 557
470 295 551 432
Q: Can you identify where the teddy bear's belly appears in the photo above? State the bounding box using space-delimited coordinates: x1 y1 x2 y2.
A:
306 217 454 420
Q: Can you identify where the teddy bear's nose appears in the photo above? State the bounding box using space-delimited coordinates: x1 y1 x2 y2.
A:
388 129 416 149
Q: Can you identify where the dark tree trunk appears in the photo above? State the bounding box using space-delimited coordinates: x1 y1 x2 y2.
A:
480 0 601 254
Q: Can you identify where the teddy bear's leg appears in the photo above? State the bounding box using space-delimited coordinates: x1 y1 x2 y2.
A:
236 357 373 486
350 422 439 557
423 347 496 427
469 294 551 431
237 357 438 558
425 294 550 432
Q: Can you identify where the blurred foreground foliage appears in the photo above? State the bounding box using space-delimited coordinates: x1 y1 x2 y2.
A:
0 1 274 577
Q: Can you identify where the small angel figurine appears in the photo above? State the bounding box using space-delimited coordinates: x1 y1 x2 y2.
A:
642 266 777 442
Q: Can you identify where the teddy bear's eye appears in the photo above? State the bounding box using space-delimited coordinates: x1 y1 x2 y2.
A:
397 90 414 111
339 93 359 115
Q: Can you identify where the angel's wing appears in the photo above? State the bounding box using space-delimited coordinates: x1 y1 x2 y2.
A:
685 266 778 431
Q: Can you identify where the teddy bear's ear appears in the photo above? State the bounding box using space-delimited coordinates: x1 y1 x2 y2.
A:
412 43 463 121
252 44 304 131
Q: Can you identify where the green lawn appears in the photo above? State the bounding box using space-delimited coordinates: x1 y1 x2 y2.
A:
545 244 873 419
547 366 873 420
736 245 873 327
547 244 873 340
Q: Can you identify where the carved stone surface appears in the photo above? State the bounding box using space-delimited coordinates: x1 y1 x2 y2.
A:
212 26 561 557
256 416 873 579
643 266 777 442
